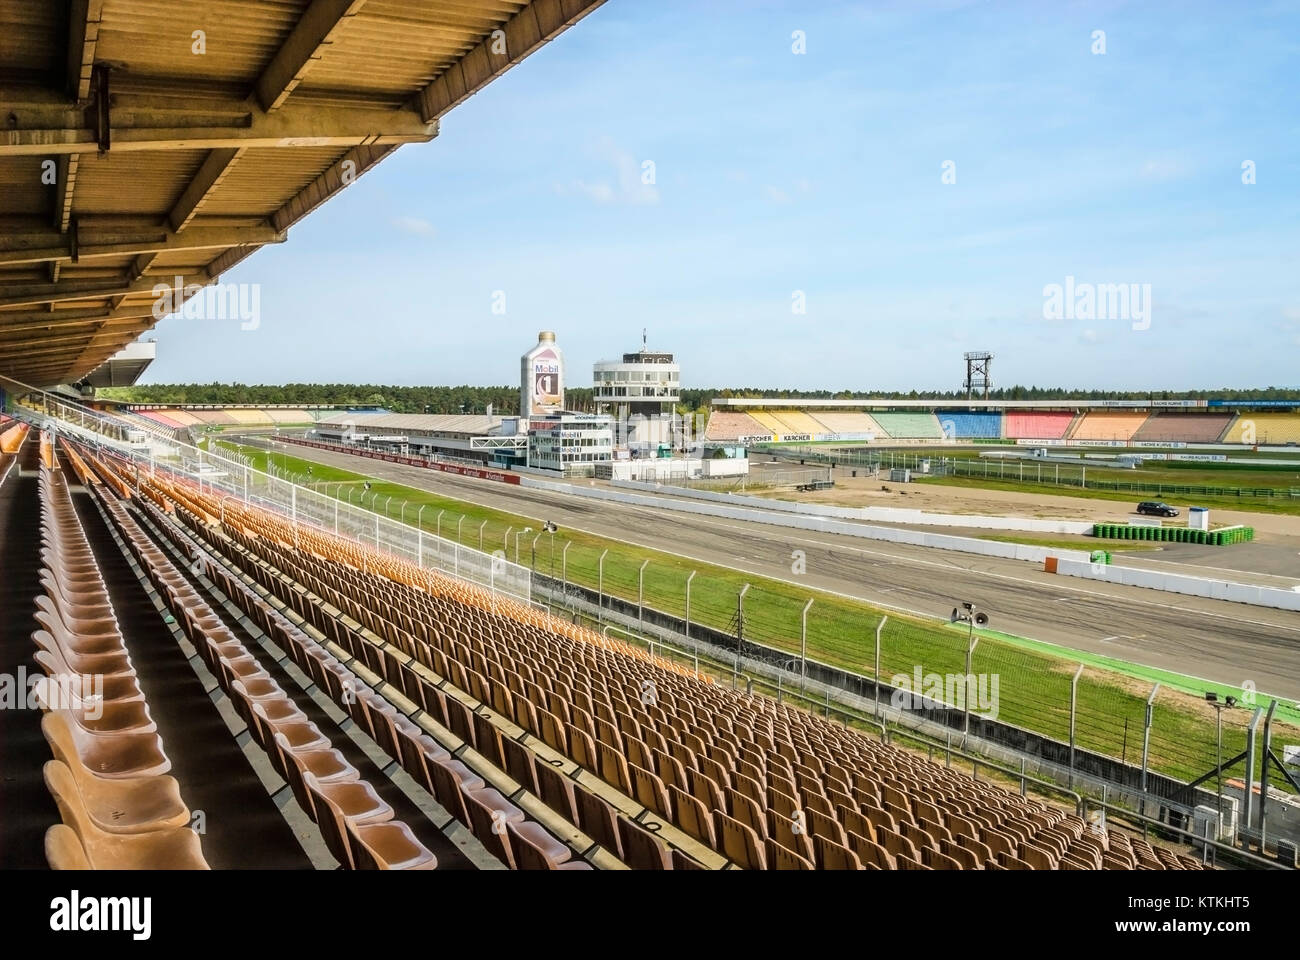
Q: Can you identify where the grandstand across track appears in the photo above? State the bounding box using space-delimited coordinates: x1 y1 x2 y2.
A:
233 437 1300 701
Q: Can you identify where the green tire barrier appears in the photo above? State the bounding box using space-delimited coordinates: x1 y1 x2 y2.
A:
1092 523 1254 546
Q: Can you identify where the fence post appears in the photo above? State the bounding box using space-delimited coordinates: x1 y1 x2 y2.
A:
598 549 608 624
504 525 512 553
418 529 424 567
1069 663 1084 787
1242 706 1263 851
436 509 444 539
800 598 813 695
562 542 572 602
638 559 649 634
1140 683 1159 820
686 571 697 674
874 616 886 718
479 519 487 551
735 584 750 690
964 633 978 740
1260 699 1278 855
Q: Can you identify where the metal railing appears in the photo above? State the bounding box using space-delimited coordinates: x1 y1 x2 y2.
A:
7 379 531 601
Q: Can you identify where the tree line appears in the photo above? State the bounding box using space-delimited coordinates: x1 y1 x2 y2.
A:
98 382 1300 413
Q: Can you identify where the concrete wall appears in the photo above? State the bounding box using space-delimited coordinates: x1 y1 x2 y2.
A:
1054 557 1300 612
523 474 1093 565
610 477 1094 533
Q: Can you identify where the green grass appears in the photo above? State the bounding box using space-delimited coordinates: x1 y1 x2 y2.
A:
915 472 1300 516
977 533 1156 552
211 438 1300 790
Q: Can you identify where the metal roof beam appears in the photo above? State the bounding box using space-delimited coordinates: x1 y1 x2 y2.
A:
0 272 207 310
256 0 370 112
413 0 606 122
0 222 284 266
0 92 437 156
66 0 106 102
168 148 244 232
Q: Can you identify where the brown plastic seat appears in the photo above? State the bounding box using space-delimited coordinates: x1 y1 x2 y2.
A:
814 833 863 870
464 785 527 866
302 772 395 867
34 592 118 637
46 757 189 835
669 784 716 848
41 710 171 780
847 830 895 869
616 816 672 870
671 848 707 871
508 820 576 870
32 624 132 676
534 761 580 824
715 811 766 869
427 756 485 826
344 820 438 870
32 680 155 736
766 839 816 870
45 824 91 870
939 837 983 869
272 732 360 821
44 763 208 869
32 649 143 703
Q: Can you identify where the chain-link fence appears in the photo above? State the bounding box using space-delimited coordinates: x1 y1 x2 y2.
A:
767 444 1300 501
511 535 1300 815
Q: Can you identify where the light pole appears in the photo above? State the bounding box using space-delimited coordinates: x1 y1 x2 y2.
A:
949 602 988 739
542 521 558 577
1205 692 1237 841
735 583 750 689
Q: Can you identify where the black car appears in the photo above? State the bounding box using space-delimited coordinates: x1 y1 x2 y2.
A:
1136 501 1179 518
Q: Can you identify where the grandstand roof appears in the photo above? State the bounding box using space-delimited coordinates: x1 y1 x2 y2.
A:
317 411 503 434
0 0 605 388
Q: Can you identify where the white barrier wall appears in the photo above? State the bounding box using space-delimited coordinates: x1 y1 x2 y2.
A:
524 476 1092 565
1054 558 1300 612
609 478 1095 534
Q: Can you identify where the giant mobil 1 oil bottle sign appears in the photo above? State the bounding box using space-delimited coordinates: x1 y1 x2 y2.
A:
521 331 565 416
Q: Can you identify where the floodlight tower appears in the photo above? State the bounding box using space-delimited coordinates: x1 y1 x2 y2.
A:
963 351 993 401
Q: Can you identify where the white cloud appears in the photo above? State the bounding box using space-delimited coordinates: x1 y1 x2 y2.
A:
763 185 791 204
391 216 435 236
555 138 659 206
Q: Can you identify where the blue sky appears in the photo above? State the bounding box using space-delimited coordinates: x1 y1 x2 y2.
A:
146 0 1300 392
